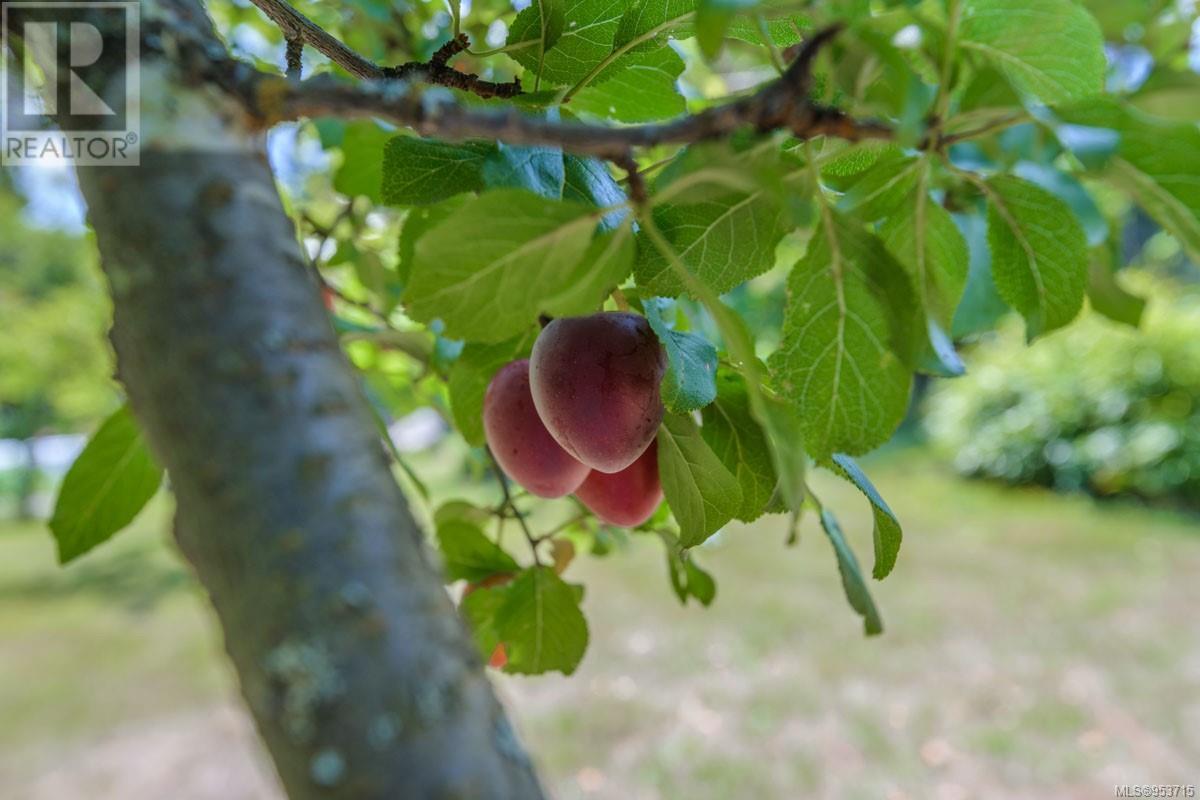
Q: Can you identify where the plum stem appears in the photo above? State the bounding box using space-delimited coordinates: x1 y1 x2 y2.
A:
532 513 590 544
486 447 543 566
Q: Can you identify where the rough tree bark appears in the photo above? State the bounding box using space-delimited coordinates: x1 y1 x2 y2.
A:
11 1 548 796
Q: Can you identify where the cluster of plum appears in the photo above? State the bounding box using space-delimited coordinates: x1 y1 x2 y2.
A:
484 312 668 528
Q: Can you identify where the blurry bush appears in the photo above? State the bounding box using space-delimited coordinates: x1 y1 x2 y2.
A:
926 273 1200 509
0 183 115 517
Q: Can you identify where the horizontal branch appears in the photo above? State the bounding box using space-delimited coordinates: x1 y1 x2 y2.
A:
205 21 890 160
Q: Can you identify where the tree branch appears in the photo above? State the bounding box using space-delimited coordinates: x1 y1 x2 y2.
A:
192 20 890 160
383 34 522 100
117 4 890 161
247 0 520 98
247 0 382 79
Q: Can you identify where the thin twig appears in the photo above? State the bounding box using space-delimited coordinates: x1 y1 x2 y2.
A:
247 0 382 79
467 40 538 58
316 274 387 320
618 155 674 185
486 448 542 566
532 513 590 544
284 37 303 79
303 206 391 321
383 33 522 99
614 151 647 206
247 0 520 99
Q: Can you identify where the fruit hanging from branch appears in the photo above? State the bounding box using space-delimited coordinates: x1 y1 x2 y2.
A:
483 359 590 498
530 312 666 474
574 440 662 528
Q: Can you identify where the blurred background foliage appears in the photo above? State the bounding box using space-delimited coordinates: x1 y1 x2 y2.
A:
0 177 116 517
927 272 1200 509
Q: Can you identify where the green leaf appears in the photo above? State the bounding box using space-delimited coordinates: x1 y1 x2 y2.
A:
397 197 468 288
881 188 969 328
725 13 805 47
381 137 492 207
708 306 806 516
695 0 756 57
406 190 602 342
643 299 718 413
769 210 916 460
461 585 506 661
661 531 717 605
1012 162 1108 248
437 520 521 583
507 0 631 86
49 405 163 564
1108 159 1200 265
984 174 1088 339
958 65 1022 113
950 212 1010 337
515 0 568 85
756 393 806 514
613 0 696 55
918 318 965 379
1085 0 1171 39
481 143 565 198
637 212 803 515
494 567 589 675
818 507 883 636
447 332 537 446
571 46 685 122
562 155 629 230
1057 100 1200 263
635 183 786 297
1087 243 1144 328
829 454 901 580
1130 69 1200 123
701 370 777 522
836 152 922 222
333 121 393 203
540 0 568 50
539 220 636 317
959 0 1105 103
820 141 891 178
683 558 716 604
654 139 778 203
658 412 742 547
434 499 494 528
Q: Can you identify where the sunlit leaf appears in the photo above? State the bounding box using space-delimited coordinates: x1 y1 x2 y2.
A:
984 175 1088 339
959 0 1105 103
658 412 742 547
50 405 162 564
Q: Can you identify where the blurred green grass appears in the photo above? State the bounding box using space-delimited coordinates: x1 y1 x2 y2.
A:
1 454 1198 799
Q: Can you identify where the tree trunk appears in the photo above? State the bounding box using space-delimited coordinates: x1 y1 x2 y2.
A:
26 1 547 796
